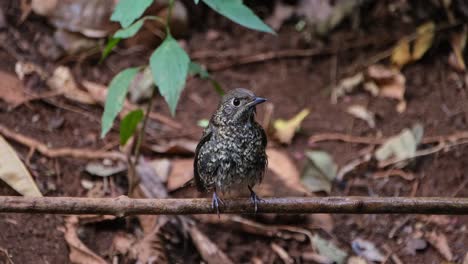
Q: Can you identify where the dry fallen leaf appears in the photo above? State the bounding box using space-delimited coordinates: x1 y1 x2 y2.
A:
367 64 406 112
312 234 348 264
0 71 33 108
63 216 107 264
375 124 424 167
392 22 435 68
32 0 115 38
412 22 435 61
129 217 169 264
189 225 234 264
331 72 364 103
266 148 308 194
47 66 96 105
301 151 338 194
274 109 310 144
347 256 367 264
167 158 193 191
0 136 42 196
271 243 294 264
351 238 385 263
367 64 406 100
392 38 411 68
266 1 295 30
346 105 375 128
426 231 453 261
151 139 197 155
129 66 154 104
449 27 467 72
404 238 428 256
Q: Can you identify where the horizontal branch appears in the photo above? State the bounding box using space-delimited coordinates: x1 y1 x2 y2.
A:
1 196 468 216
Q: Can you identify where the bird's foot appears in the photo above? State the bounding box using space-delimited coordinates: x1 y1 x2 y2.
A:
248 186 264 214
211 192 224 217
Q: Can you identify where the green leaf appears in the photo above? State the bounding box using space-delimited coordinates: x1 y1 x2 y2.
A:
101 67 139 138
194 0 200 4
150 34 190 115
114 19 145 39
188 61 210 79
120 109 144 145
202 0 275 34
101 37 121 62
188 62 225 95
210 79 225 95
111 0 153 28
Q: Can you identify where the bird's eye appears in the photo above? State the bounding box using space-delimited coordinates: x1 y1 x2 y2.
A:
232 98 240 106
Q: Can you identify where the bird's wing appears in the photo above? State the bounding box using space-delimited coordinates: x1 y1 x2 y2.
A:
193 125 213 192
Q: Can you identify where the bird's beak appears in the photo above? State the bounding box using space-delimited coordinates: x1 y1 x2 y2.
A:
247 97 267 107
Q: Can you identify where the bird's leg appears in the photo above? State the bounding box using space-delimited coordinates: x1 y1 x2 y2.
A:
248 185 264 213
211 191 224 217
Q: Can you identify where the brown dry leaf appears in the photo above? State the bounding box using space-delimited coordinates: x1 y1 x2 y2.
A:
346 105 375 128
32 0 115 38
331 72 365 103
148 158 171 183
266 1 295 30
64 216 107 264
0 136 42 197
412 22 435 61
189 225 234 264
347 256 367 264
14 61 48 81
425 231 453 261
47 67 96 105
167 159 194 191
81 81 108 104
198 214 310 242
271 243 294 264
391 38 411 68
111 232 136 256
273 109 310 144
448 27 467 72
0 71 33 108
151 139 197 155
367 64 406 101
266 148 308 194
129 217 169 264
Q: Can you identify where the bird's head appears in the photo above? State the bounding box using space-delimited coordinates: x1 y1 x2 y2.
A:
213 88 267 126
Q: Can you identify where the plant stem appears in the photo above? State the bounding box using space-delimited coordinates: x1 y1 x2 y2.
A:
128 87 157 195
166 0 175 35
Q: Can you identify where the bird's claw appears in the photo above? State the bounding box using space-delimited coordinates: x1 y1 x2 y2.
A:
248 186 264 214
211 192 224 218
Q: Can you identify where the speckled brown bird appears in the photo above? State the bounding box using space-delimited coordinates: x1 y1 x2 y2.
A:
194 88 268 214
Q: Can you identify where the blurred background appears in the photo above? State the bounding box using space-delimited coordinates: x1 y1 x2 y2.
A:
0 0 468 263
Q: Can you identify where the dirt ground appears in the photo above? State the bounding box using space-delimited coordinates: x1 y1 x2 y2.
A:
0 1 467 263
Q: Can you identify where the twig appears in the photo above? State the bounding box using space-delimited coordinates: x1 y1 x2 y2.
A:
0 124 125 161
308 131 468 146
0 196 468 215
0 246 13 264
203 35 396 71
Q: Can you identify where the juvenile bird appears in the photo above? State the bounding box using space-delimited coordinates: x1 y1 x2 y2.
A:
194 88 268 214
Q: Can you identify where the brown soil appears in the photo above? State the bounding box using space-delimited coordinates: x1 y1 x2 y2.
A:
0 1 467 263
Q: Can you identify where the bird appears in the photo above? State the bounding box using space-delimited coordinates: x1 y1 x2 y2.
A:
194 88 268 215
